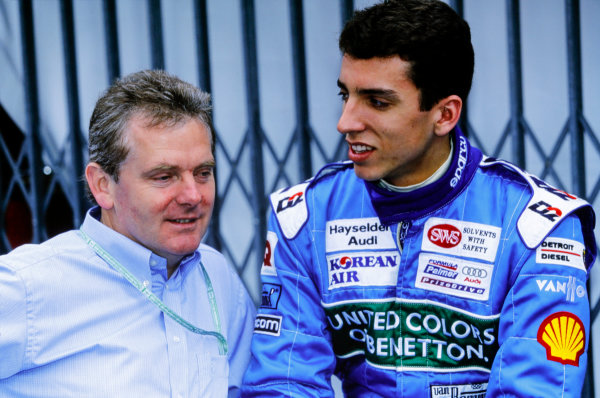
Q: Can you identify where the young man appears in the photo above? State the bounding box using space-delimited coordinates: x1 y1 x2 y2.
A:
242 1 597 396
0 70 255 397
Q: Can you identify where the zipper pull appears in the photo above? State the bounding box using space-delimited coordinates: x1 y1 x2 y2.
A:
397 221 411 253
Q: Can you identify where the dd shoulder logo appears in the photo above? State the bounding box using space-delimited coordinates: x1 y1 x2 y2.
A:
427 224 462 248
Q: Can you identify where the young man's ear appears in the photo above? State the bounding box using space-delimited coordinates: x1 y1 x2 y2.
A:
433 95 462 137
85 163 115 210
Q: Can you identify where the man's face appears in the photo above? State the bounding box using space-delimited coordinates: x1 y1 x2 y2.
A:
101 115 215 268
337 54 446 187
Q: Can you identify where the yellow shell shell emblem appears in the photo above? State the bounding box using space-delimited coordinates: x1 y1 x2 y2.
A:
537 311 585 366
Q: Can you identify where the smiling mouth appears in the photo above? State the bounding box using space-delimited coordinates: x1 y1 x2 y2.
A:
350 144 374 153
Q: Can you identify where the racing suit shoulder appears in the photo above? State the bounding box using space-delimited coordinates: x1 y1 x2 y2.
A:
269 161 354 240
479 156 596 261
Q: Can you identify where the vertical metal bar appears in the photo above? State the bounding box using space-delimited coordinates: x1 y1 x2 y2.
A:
506 0 525 168
241 0 267 286
19 0 43 243
193 0 221 250
341 0 354 25
60 0 86 226
148 0 164 70
103 0 120 83
565 2 592 395
194 0 212 92
335 0 354 161
289 0 312 180
450 0 469 137
565 0 586 197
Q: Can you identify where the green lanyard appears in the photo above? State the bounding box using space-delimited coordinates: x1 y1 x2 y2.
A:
79 230 228 355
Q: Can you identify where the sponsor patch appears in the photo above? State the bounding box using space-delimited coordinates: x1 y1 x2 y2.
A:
431 382 488 398
422 218 501 263
260 231 278 276
537 311 585 366
323 298 499 372
326 250 400 289
536 277 586 302
260 283 282 309
415 254 493 301
536 237 586 271
254 314 282 336
326 218 396 253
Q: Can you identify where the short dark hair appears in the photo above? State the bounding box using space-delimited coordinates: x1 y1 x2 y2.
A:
339 0 474 111
88 69 214 183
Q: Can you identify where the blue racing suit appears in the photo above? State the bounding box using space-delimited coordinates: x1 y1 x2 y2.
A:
241 127 597 397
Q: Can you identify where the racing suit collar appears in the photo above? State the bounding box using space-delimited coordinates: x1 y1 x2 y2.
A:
365 126 482 225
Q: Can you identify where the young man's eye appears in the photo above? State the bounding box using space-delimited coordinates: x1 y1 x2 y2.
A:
370 98 389 109
337 91 349 102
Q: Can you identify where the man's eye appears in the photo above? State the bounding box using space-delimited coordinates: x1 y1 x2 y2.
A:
154 175 171 182
338 91 349 102
370 98 389 109
195 168 214 180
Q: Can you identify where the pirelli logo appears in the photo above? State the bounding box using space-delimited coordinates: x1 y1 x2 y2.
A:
254 314 282 336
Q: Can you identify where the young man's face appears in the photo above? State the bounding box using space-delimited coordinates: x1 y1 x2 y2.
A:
100 115 215 268
337 54 448 187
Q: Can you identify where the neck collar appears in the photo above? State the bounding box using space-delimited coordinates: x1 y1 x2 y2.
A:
365 126 482 225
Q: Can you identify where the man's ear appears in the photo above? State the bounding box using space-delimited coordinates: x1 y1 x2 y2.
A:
433 95 462 137
85 162 115 210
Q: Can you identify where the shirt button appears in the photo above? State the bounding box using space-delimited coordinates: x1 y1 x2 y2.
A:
143 280 150 288
173 336 181 343
150 259 157 267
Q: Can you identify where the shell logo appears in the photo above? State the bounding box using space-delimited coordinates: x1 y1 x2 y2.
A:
537 311 585 366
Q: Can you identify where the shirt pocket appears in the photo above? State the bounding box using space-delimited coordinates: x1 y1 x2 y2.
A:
193 351 229 397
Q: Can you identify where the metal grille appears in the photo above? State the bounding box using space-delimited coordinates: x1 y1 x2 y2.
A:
0 0 598 396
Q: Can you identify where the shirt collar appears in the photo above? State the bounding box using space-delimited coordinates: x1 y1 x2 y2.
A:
80 206 200 282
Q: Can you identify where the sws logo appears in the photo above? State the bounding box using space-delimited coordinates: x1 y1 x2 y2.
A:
428 224 462 248
254 314 282 336
276 191 304 213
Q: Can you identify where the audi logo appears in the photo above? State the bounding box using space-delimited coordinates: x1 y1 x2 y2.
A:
462 266 488 278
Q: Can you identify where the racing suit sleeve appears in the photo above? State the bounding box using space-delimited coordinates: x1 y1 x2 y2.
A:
241 211 336 397
486 212 596 396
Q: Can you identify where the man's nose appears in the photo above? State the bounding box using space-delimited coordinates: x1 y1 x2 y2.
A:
337 99 365 135
177 174 202 205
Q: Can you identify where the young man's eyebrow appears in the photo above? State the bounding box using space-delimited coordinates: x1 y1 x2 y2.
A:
337 79 398 100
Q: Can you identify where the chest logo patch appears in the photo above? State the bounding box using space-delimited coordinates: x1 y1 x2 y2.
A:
422 218 501 263
415 253 493 301
327 251 400 289
326 218 396 253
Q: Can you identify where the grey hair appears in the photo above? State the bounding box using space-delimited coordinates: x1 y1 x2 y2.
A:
88 69 214 184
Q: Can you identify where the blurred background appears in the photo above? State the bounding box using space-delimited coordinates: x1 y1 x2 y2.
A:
0 0 598 396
